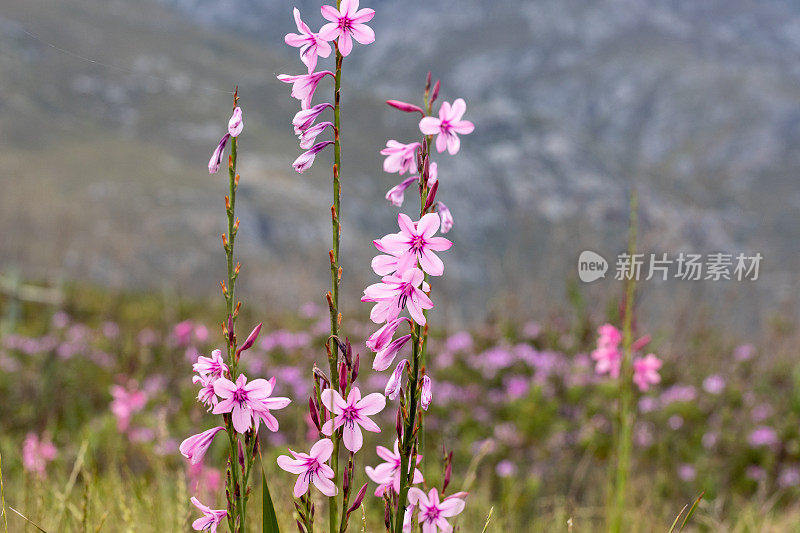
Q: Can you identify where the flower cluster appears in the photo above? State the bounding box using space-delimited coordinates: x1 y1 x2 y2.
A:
279 1 375 173
591 323 662 392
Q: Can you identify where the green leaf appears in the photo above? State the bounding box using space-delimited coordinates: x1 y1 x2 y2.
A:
678 491 704 532
259 450 280 533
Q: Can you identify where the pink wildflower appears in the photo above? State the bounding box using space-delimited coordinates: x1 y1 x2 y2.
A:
419 98 474 155
208 133 230 174
22 433 57 478
190 497 227 533
212 374 290 434
373 334 412 371
180 426 225 465
293 103 334 133
293 140 334 173
321 386 385 452
193 374 218 410
365 440 423 496
366 316 411 353
319 0 375 57
373 213 452 276
193 349 229 380
110 384 147 432
362 268 433 325
299 121 334 149
437 202 453 233
591 324 623 378
277 438 337 497
381 141 421 175
251 377 292 432
284 8 333 73
228 107 243 137
405 488 466 532
277 71 334 109
384 359 408 400
386 176 418 207
632 354 662 392
420 375 432 410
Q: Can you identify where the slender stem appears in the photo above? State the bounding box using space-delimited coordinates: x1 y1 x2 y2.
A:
0 452 8 533
609 188 638 533
394 327 421 533
327 27 344 533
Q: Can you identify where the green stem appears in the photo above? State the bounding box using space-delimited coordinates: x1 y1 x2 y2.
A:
328 34 344 533
394 326 421 533
0 451 8 533
609 188 638 533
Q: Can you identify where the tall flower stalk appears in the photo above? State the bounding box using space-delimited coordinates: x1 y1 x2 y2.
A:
363 74 472 532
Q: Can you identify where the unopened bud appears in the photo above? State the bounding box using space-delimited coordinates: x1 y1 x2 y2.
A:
424 181 438 211
430 80 440 105
351 353 360 382
348 483 368 515
386 100 425 116
309 397 320 431
237 322 262 355
338 361 348 392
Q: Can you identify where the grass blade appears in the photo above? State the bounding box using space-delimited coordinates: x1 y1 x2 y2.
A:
258 449 280 533
667 504 688 533
481 506 494 533
0 452 7 533
679 491 705 532
9 507 48 532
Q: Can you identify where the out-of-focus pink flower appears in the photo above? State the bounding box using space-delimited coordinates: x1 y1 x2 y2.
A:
373 213 452 277
277 438 337 497
187 464 223 502
293 140 334 173
419 98 474 155
228 107 243 137
703 374 725 394
22 433 57 478
278 71 334 109
591 324 623 378
373 334 412 371
677 464 696 482
365 440 423 496
632 354 662 392
386 176 418 207
321 387 385 452
110 384 147 432
319 0 375 57
193 349 229 380
293 103 333 134
734 343 756 361
212 374 290 434
362 268 433 325
285 8 333 73
405 488 466 532
495 460 517 478
748 426 779 448
208 134 231 174
180 426 225 465
436 202 453 233
190 497 227 533
381 141 420 175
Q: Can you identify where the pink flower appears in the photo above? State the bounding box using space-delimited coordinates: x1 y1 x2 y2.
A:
190 497 227 533
362 268 433 325
293 140 334 173
193 349 229 380
277 71 334 109
373 213 452 276
591 324 623 378
299 121 334 149
293 103 334 134
193 374 218 410
208 133 230 174
366 317 411 353
22 433 57 478
251 377 292 433
373 334 412 371
277 438 337 497
284 8 333 73
384 359 408 400
179 426 225 465
386 176 418 207
632 354 662 392
212 374 290 434
420 375 432 410
405 488 466 532
228 107 243 137
321 386 386 452
419 98 474 155
319 0 375 57
437 202 453 233
381 141 421 175
365 440 423 496
110 384 147 432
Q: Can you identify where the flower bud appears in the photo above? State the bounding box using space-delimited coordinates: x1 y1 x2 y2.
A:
386 100 425 116
309 397 321 431
430 80 440 105
351 353 360 383
385 359 409 400
348 483 368 515
237 322 262 355
338 361 348 392
437 202 454 234
420 375 433 411
424 180 438 211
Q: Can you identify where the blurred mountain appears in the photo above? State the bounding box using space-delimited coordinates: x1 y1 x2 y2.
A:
2 0 799 327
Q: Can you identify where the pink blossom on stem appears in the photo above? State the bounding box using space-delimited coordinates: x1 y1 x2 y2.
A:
374 213 452 276
190 497 227 533
293 140 334 173
228 107 243 137
632 354 662 392
366 316 411 353
404 488 466 532
252 377 292 432
362 268 433 325
591 323 623 378
212 374 290 434
365 440 423 496
386 176 418 207
277 438 338 497
319 0 375 57
293 103 334 134
419 98 474 155
381 141 421 175
384 359 408 400
193 349 229 380
437 202 454 233
386 100 425 116
110 384 147 432
208 134 230 174
420 375 432 410
180 426 225 465
373 334 412 371
277 71 334 109
22 433 57 478
284 8 333 73
299 121 334 149
193 374 218 410
321 386 386 452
